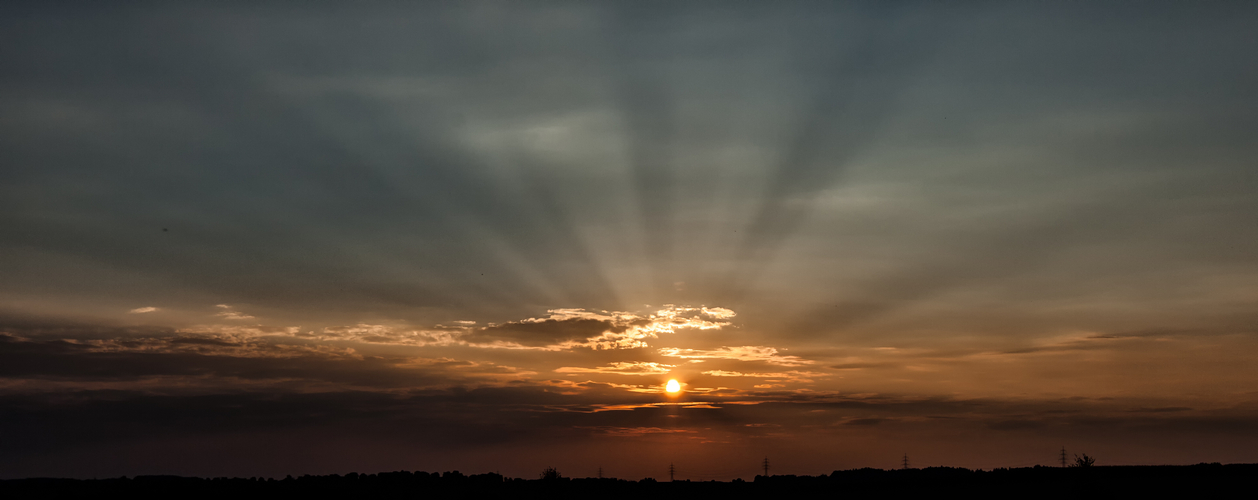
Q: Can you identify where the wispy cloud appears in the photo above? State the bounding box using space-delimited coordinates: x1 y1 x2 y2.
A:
702 370 825 382
659 346 813 366
458 306 735 350
701 307 736 319
212 306 735 351
214 304 254 320
579 426 698 436
318 324 458 346
127 307 158 314
555 362 676 376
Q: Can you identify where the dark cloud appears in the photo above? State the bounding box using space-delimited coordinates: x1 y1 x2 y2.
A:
7 381 1252 458
463 318 623 348
1128 407 1193 413
0 314 177 340
842 418 887 426
0 332 462 389
1 1 1250 323
2 339 1258 478
2 0 1258 478
830 362 899 370
987 420 1046 431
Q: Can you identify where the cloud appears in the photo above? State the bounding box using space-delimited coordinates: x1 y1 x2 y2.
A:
0 0 1256 477
659 346 813 366
648 306 733 331
1127 407 1193 413
701 307 736 319
0 315 179 340
0 331 523 391
214 305 255 320
4 375 1253 463
842 418 888 426
579 426 698 437
128 307 158 314
4 318 1258 476
458 306 735 350
317 324 457 346
829 362 899 370
701 370 825 382
203 322 459 346
463 316 625 349
179 324 302 337
196 305 736 351
986 419 1046 431
555 362 676 376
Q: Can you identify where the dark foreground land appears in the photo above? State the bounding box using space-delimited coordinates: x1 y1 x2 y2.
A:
4 464 1255 498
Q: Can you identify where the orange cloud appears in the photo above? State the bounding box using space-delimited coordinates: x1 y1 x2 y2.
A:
658 346 813 366
459 306 736 350
555 362 676 376
214 304 255 320
579 426 698 436
702 370 826 382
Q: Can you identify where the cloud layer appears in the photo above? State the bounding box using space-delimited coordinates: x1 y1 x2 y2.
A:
1 0 1257 479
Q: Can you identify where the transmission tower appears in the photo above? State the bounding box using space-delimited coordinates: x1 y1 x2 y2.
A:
901 453 910 470
762 457 770 477
598 466 603 479
669 463 675 482
1060 447 1067 468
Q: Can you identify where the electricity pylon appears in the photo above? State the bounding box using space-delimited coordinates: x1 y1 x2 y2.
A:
901 453 910 470
669 463 675 482
762 457 770 477
1060 447 1068 468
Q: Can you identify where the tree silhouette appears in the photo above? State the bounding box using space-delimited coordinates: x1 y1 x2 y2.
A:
1073 453 1096 467
540 467 562 480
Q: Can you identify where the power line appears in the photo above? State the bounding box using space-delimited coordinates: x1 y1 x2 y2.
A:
762 457 769 477
669 463 675 482
1060 446 1067 468
901 453 910 470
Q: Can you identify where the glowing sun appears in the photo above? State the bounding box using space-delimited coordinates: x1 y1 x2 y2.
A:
665 379 681 394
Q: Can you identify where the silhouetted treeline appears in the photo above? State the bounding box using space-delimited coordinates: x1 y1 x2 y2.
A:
3 463 1255 498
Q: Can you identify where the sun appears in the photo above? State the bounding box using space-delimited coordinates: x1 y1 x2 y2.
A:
665 379 681 394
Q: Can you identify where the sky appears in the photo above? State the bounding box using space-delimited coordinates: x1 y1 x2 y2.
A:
2 1 1257 480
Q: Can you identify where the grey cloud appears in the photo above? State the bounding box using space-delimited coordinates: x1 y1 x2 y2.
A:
1 362 1256 477
2 1 1255 328
830 362 899 370
0 315 178 341
1127 407 1193 413
986 420 1046 431
462 318 624 347
842 418 887 426
0 332 462 389
2 1 1258 478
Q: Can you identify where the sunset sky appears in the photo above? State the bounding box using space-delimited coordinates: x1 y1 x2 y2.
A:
2 1 1257 480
